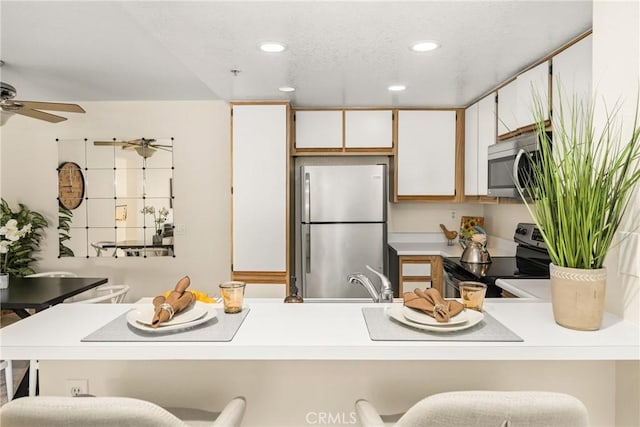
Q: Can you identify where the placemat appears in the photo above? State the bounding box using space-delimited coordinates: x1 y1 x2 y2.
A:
82 307 250 342
362 307 522 342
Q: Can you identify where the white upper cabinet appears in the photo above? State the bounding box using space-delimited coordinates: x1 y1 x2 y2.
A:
552 35 592 125
345 110 393 148
516 60 551 128
295 110 343 149
396 110 457 197
232 104 287 272
497 80 518 136
464 103 479 195
477 93 496 195
465 93 496 196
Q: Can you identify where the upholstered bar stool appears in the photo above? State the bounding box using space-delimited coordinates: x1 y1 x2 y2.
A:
355 390 589 427
0 395 246 427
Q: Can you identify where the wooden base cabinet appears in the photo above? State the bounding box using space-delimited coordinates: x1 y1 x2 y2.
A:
389 248 443 296
231 102 289 286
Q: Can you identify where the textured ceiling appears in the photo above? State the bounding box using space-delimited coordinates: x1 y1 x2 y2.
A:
0 1 592 107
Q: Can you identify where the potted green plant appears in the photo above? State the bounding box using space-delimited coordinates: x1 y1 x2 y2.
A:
517 91 640 330
0 199 48 284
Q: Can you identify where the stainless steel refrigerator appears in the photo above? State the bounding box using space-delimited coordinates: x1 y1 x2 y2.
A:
299 164 387 298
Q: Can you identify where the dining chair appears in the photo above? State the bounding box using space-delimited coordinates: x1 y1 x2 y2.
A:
90 241 117 257
0 360 14 402
69 285 130 304
0 395 247 427
355 390 589 427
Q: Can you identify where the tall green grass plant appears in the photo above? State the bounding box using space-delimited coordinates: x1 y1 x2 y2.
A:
517 91 640 269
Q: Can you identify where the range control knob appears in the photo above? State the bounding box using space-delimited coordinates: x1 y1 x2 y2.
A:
515 227 528 235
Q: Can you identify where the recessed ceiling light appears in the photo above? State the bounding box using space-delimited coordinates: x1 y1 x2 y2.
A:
410 41 440 52
279 86 296 92
260 42 287 53
388 85 406 92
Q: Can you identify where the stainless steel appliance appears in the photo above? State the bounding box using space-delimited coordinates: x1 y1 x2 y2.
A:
443 223 551 298
299 164 387 298
487 131 551 198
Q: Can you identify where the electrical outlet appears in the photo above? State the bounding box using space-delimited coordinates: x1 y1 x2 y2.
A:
449 210 457 219
65 379 88 397
174 223 186 235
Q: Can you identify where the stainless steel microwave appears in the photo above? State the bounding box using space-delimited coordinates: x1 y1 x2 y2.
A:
487 132 549 198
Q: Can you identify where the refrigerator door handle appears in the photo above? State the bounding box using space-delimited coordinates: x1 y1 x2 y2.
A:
303 172 311 223
304 225 311 273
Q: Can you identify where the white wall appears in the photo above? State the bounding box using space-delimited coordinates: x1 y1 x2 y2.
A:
593 0 640 326
0 101 232 301
41 360 618 427
593 2 640 426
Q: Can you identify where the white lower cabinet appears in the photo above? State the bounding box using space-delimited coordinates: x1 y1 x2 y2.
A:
395 110 457 198
231 103 288 273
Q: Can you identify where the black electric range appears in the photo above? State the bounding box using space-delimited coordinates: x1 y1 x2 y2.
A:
442 223 551 297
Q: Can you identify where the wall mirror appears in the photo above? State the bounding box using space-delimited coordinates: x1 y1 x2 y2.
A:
57 137 175 257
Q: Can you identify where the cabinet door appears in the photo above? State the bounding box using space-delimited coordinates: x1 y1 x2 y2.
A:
497 80 518 136
232 104 287 272
477 93 497 195
397 110 457 196
464 103 479 196
516 61 550 128
552 35 592 131
345 110 393 148
295 110 343 149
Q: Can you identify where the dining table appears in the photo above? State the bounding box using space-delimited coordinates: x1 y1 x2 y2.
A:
0 276 109 319
0 276 109 398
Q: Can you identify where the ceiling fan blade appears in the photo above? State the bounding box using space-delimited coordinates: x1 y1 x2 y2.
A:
94 141 129 146
150 144 173 148
15 107 67 123
16 100 85 113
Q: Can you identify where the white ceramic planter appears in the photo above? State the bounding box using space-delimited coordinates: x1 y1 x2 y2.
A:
549 263 606 331
0 273 8 289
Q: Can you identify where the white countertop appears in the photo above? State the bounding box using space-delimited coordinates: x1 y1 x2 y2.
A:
496 278 552 301
388 232 516 257
1 299 637 361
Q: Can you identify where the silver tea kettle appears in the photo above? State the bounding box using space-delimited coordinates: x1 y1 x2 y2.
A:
460 226 492 264
460 240 492 264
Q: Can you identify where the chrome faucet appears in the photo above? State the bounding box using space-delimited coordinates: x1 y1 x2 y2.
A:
347 265 394 303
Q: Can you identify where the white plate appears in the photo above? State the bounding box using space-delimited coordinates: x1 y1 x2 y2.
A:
130 301 209 327
127 302 216 332
386 305 484 333
402 305 468 326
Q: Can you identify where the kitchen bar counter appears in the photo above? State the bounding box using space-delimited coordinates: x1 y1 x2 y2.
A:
496 278 552 301
1 299 637 361
388 232 516 257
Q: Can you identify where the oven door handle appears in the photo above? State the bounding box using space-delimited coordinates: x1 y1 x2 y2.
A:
512 148 527 194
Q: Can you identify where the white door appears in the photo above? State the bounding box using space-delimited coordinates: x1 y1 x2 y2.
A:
345 110 393 148
464 103 479 195
477 93 497 195
295 110 343 149
497 80 519 136
397 110 457 196
232 104 287 272
516 61 550 128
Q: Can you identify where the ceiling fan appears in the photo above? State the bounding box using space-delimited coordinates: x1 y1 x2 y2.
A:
94 138 172 158
0 81 85 126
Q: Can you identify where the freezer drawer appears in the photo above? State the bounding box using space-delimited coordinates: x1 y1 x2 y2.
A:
301 165 386 223
301 223 385 299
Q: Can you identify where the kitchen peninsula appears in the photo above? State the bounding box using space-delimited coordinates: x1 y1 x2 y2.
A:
1 299 638 426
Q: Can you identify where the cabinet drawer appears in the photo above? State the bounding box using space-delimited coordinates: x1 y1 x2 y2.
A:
401 281 432 293
401 263 431 277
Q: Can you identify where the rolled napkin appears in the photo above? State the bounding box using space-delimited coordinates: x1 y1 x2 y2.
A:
151 276 195 328
403 288 464 323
